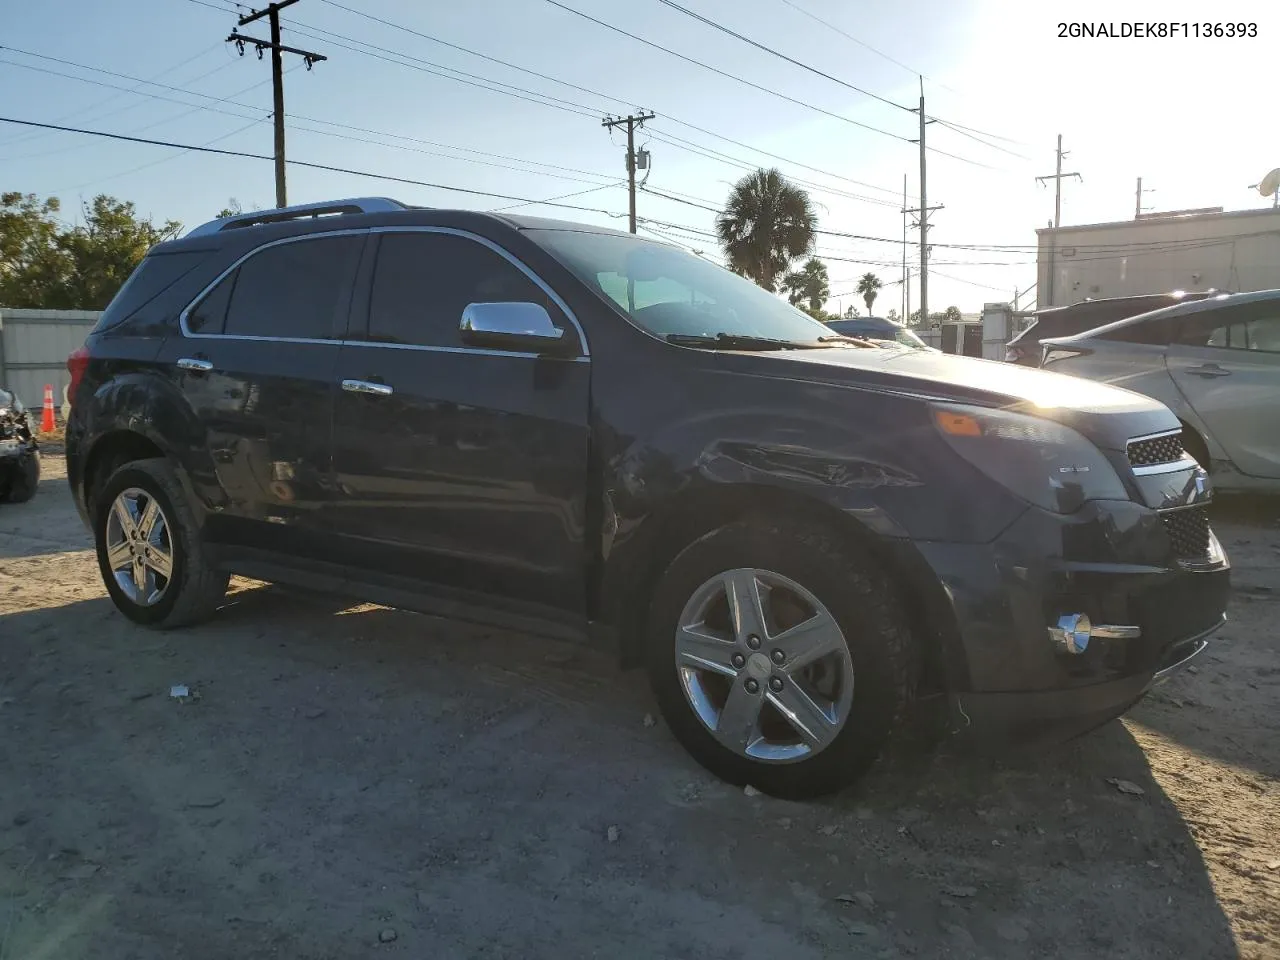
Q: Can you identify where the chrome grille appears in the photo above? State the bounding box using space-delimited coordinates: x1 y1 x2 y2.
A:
1161 508 1212 561
1128 432 1184 467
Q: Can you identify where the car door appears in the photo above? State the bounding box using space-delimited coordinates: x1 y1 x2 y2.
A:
329 227 591 614
1166 302 1280 478
156 231 366 558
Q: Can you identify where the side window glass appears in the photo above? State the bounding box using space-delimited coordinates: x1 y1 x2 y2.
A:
368 232 566 348
224 235 363 339
1178 307 1280 352
187 269 237 334
1244 315 1280 352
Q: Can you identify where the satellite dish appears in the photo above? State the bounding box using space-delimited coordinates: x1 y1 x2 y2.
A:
1257 167 1280 198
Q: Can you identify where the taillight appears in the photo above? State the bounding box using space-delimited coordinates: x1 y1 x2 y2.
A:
67 346 90 406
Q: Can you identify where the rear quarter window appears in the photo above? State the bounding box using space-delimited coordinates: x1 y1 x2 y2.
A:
92 251 208 333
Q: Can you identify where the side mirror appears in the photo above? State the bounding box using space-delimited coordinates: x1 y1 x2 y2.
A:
459 302 570 354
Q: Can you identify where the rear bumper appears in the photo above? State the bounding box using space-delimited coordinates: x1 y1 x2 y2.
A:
945 615 1222 748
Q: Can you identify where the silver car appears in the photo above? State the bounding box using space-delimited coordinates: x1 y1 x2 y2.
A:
1039 289 1280 493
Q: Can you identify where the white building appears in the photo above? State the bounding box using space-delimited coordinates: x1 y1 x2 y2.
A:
1036 206 1280 308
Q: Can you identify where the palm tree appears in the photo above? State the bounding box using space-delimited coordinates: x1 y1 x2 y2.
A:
716 168 816 292
856 273 882 314
782 258 830 315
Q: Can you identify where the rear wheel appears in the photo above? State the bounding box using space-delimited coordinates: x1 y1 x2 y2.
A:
646 519 916 799
94 458 228 628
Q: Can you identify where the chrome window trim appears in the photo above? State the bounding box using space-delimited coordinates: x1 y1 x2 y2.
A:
365 225 589 358
339 339 588 361
178 229 370 342
177 225 591 360
1127 427 1182 444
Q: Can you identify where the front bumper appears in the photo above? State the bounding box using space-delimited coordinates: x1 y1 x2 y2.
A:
947 614 1222 748
907 496 1230 747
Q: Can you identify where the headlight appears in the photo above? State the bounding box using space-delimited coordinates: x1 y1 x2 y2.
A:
932 403 1128 513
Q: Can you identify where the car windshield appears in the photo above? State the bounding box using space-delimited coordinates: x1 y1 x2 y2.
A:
528 228 838 347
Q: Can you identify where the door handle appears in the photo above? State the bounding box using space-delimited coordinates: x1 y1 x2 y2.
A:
341 378 394 397
177 358 213 373
1187 364 1231 378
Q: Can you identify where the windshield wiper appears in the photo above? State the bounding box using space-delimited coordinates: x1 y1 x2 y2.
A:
817 334 878 348
664 333 824 350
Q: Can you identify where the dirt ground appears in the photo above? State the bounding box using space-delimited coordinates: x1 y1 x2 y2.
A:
1 454 1277 960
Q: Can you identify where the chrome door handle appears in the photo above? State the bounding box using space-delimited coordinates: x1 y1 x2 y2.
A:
341 379 393 396
1188 364 1231 378
177 358 213 373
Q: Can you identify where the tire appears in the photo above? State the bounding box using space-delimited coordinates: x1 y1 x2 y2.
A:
645 518 917 800
2 452 39 503
94 457 228 628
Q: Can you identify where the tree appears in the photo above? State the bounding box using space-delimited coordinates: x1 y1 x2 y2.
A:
843 303 860 319
56 197 181 309
215 198 242 219
886 308 900 322
0 192 71 308
782 258 829 314
942 305 963 323
0 193 179 309
716 168 816 292
856 272 882 314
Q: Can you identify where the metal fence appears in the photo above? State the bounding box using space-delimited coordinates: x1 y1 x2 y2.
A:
0 309 101 413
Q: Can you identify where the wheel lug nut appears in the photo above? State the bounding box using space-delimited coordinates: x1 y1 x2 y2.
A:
769 677 783 692
746 635 761 650
744 678 759 694
771 649 785 664
731 653 746 669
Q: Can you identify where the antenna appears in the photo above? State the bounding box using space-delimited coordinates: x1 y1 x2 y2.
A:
1252 168 1280 207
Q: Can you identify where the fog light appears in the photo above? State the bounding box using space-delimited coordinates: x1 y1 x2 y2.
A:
1049 613 1092 654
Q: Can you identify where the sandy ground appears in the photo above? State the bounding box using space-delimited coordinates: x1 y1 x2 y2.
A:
1 454 1277 960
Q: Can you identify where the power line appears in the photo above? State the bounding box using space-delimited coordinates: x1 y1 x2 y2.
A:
302 0 912 199
774 0 948 92
540 0 916 146
652 0 906 112
201 0 919 200
0 49 624 190
0 116 635 219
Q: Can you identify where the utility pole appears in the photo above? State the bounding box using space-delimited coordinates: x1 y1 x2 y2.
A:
1035 134 1081 306
908 79 941 326
602 111 655 233
1134 177 1154 218
227 0 326 208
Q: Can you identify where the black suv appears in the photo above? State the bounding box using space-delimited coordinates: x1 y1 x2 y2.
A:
1005 291 1218 365
66 198 1230 798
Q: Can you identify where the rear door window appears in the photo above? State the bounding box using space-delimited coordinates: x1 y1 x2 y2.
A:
1178 305 1280 352
217 235 363 340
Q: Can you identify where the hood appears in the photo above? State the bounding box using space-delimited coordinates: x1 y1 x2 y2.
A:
742 345 1177 451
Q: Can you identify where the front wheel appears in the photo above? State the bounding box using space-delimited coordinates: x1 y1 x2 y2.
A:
646 519 917 800
94 458 228 628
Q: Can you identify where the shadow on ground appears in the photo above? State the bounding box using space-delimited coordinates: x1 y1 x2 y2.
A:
0 583 1241 960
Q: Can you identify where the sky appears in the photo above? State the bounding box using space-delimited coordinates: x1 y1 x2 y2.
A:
2 0 1278 315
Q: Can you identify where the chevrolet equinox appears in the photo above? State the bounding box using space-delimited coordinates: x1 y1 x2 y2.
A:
65 198 1230 798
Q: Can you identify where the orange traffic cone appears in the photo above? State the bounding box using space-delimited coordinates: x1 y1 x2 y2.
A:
41 383 56 433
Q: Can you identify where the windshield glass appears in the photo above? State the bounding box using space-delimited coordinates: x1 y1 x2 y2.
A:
528 228 835 345
828 319 928 349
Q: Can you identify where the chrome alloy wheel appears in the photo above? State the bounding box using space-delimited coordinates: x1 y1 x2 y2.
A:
674 568 855 762
104 487 174 606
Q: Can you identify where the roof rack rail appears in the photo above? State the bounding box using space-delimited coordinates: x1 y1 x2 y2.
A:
185 197 409 238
